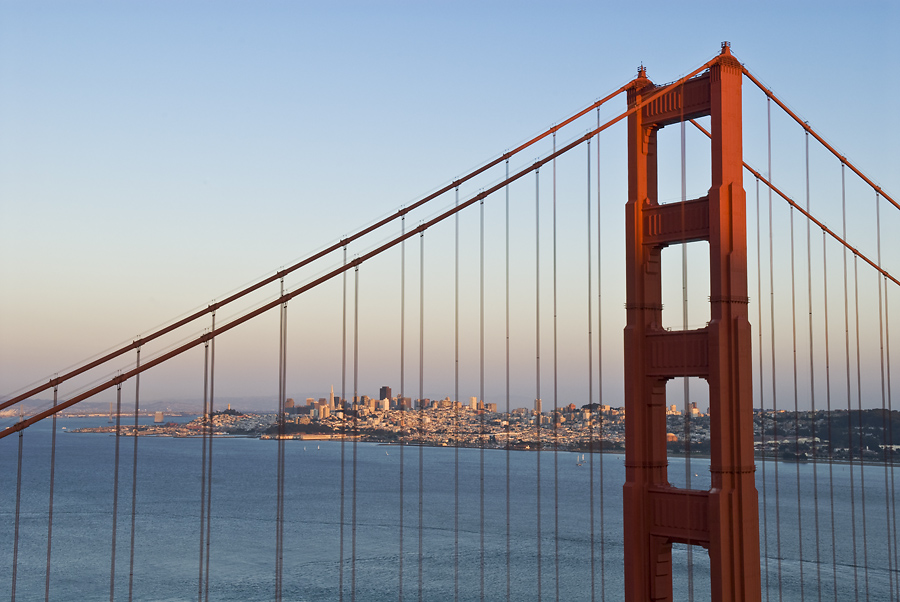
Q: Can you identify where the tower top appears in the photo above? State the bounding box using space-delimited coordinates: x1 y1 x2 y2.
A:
720 41 732 55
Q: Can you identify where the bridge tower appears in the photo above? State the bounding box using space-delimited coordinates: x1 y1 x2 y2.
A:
623 44 761 601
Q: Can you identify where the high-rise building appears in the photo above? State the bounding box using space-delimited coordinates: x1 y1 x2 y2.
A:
379 386 392 401
535 398 542 414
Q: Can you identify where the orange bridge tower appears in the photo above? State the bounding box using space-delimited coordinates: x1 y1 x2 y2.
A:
623 43 761 602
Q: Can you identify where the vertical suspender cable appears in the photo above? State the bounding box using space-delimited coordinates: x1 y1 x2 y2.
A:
280 294 288 598
128 349 141 602
505 160 512 602
399 220 406 602
551 132 560 602
353 264 360 602
275 278 287 602
877 191 899 601
204 315 215 602
418 233 425 602
11 415 24 601
110 379 123 602
756 177 770 602
886 214 900 602
454 186 460 602
822 230 839 601
535 166 542 602
45 384 59 602
480 192 486 602
840 163 860 601
340 246 348 602
852 254 871 600
586 139 596 602
766 98 784 602
788 164 805 600
805 129 823 602
596 108 605 602
199 340 210 600
680 109 694 602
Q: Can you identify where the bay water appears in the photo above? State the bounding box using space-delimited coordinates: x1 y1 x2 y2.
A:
1 416 896 600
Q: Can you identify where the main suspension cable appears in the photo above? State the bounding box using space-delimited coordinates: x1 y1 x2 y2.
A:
0 85 633 415
741 65 898 213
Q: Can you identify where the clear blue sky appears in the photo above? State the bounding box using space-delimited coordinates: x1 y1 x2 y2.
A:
1 1 897 410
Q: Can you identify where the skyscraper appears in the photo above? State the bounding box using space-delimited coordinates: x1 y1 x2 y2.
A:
379 386 391 401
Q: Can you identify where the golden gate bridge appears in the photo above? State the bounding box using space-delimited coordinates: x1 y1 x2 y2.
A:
1 43 898 601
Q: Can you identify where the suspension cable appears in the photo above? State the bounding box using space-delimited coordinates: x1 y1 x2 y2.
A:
740 66 898 213
767 97 784 601
340 246 347 602
44 384 59 602
11 420 23 602
680 101 694 602
805 128 824 602
822 230 839 601
128 349 141 602
688 119 899 288
417 234 424 602
5 94 729 440
788 159 805 599
199 339 210 601
398 220 405 602
878 191 900 600
454 186 461 602
204 316 215 602
841 164 861 601
852 254 871 599
274 280 287 602
505 160 512 602
756 177 770 601
352 263 360 602
480 189 486 602
586 138 596 602
876 191 896 600
535 166 543 602
596 106 605 602
0 84 633 415
110 380 123 602
551 131 560 602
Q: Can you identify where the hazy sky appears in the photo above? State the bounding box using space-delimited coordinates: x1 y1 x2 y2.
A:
1 1 898 412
